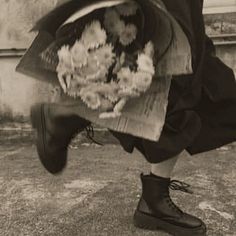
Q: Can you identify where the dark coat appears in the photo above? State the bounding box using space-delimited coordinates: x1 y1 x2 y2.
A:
19 0 236 162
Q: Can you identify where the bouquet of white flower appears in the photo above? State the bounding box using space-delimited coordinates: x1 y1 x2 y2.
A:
16 0 192 141
55 1 155 119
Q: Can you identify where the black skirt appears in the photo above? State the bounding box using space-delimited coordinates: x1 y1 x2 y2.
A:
112 58 236 163
112 0 236 163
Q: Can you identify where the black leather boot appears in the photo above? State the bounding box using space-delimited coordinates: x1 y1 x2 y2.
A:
134 174 206 236
30 103 90 174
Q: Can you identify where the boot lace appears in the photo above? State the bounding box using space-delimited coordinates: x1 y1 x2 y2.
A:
85 125 104 146
169 180 194 194
165 180 193 215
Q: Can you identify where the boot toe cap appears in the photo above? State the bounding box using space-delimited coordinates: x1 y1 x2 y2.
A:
180 213 206 229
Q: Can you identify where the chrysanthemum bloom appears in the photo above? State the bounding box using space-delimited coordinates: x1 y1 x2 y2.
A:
80 88 101 110
73 74 88 85
113 52 126 74
137 53 155 74
103 82 120 103
66 77 84 98
94 65 109 82
81 21 107 49
119 24 137 46
91 44 115 69
79 55 101 81
144 41 155 58
99 111 121 119
133 71 153 92
99 97 114 111
70 41 88 68
114 97 128 113
90 82 119 98
105 92 119 103
57 72 72 92
117 67 134 89
57 45 73 70
103 9 125 35
118 88 140 98
115 1 138 16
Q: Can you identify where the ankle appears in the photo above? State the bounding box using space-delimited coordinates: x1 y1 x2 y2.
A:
150 172 170 181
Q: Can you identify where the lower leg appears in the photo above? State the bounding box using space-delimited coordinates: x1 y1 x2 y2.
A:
150 155 179 178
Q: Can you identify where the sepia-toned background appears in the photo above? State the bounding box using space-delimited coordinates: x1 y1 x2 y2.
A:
0 2 235 236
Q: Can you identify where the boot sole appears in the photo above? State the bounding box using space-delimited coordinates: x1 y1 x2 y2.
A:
30 103 47 161
30 103 66 174
133 210 207 236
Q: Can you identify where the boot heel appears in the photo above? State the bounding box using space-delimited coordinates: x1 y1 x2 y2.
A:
133 210 163 230
134 210 206 236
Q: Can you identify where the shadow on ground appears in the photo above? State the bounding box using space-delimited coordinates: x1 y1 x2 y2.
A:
0 125 236 236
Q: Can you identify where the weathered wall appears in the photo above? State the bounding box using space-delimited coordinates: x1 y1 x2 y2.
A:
203 0 236 13
0 58 54 120
205 12 236 35
0 1 236 120
0 0 62 49
0 0 67 121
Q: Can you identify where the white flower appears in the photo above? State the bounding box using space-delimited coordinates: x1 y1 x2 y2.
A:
118 88 140 97
133 71 153 92
95 66 109 82
79 87 101 110
56 62 68 75
59 74 86 97
78 55 100 81
115 1 139 16
113 98 127 113
91 44 115 69
91 82 119 98
103 82 120 103
66 79 82 98
99 98 114 111
57 72 72 92
81 21 107 49
117 67 134 89
137 53 155 75
70 41 88 68
74 75 88 85
113 52 125 74
104 9 125 35
104 9 120 23
99 111 121 119
105 93 119 103
57 45 73 70
119 24 137 46
144 41 155 59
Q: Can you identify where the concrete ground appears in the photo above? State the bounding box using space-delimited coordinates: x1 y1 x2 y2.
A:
0 123 236 236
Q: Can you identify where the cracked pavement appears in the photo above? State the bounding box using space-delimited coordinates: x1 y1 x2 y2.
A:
0 124 236 236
